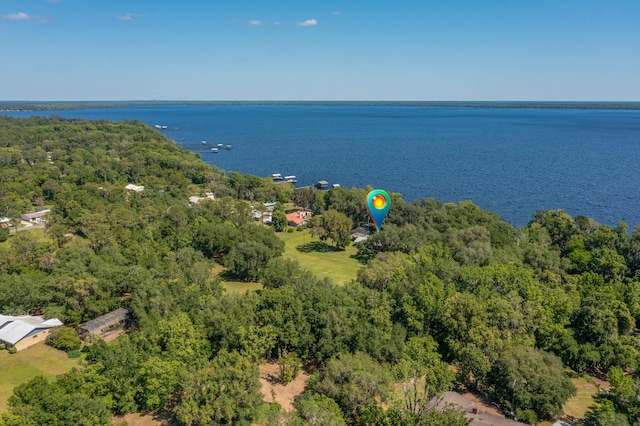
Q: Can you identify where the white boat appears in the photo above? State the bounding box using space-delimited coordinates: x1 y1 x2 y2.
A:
211 147 218 153
271 173 283 181
217 143 223 148
284 175 297 183
201 140 207 145
225 145 232 150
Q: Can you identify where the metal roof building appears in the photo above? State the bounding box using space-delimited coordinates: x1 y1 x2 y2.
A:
0 315 63 351
77 308 131 340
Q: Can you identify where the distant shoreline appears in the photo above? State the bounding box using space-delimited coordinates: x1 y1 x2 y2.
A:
2 100 640 112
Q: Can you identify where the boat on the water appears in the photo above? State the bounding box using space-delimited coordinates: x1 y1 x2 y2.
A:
284 175 297 183
211 147 218 153
225 145 232 150
201 140 207 145
271 173 283 181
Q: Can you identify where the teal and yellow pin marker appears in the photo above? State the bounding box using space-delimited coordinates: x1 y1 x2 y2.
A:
366 189 391 232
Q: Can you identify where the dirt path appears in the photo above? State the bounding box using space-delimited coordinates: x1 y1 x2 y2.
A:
258 362 309 411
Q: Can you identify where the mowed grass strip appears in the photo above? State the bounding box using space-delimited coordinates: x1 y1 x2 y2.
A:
562 376 607 420
277 229 361 285
0 342 80 412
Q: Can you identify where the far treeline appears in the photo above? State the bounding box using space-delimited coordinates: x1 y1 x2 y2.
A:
1 115 640 425
2 100 640 111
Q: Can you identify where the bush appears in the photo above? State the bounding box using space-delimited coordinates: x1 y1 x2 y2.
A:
67 349 82 358
286 227 294 233
46 326 82 351
8 346 17 354
0 343 6 350
277 350 300 385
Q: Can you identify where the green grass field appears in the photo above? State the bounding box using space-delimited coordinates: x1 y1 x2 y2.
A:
562 376 604 420
277 229 362 285
0 342 80 412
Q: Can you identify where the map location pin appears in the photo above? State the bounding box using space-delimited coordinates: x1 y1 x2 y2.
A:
366 189 391 232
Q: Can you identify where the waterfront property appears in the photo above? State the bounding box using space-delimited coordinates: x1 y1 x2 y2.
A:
286 210 312 227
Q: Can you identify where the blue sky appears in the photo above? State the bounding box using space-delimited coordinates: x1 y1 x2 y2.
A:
1 0 639 101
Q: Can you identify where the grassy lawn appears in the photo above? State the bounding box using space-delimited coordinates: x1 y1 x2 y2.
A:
277 229 361 285
221 281 263 295
562 376 604 421
213 264 264 295
0 342 80 412
1 228 47 249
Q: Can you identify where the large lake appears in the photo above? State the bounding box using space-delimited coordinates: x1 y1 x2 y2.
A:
5 104 640 228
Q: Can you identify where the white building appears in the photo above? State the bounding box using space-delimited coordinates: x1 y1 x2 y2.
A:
0 315 63 351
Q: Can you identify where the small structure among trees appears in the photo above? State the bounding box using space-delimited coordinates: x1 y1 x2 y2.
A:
77 308 131 341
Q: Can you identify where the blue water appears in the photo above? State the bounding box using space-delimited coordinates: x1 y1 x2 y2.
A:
5 104 640 228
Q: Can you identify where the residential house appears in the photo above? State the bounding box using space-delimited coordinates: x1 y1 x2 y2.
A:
0 315 63 351
286 210 312 227
429 392 529 426
125 184 145 192
20 209 51 223
188 192 216 204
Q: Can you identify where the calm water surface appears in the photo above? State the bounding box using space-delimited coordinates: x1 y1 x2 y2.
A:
5 105 640 228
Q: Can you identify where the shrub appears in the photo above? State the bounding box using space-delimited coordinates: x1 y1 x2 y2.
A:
46 326 82 351
67 349 82 358
8 346 17 354
277 350 300 385
0 343 6 350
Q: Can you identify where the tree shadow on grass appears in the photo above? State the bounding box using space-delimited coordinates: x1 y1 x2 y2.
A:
349 251 373 264
296 241 342 253
219 269 256 282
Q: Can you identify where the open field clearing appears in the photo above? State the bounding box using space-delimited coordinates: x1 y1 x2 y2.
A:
0 342 79 412
277 229 361 285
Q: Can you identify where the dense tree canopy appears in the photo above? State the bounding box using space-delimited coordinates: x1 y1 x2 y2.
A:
2 116 640 425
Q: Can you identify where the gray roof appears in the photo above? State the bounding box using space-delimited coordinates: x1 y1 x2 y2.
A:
78 308 130 334
0 315 62 345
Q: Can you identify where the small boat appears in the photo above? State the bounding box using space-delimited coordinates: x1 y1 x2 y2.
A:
225 145 232 150
154 124 162 129
211 147 219 153
201 140 207 145
217 143 223 148
284 175 297 183
271 173 283 181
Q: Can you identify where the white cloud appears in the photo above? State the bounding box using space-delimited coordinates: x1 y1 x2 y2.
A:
247 19 262 26
297 18 317 27
2 12 32 20
332 11 342 16
274 21 281 26
118 12 141 21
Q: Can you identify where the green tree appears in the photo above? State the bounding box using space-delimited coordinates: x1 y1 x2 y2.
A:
173 351 262 426
271 209 288 232
45 326 82 352
294 394 346 426
487 346 576 421
309 209 353 250
306 352 393 421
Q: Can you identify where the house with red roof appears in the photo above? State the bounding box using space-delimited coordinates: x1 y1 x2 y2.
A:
286 210 312 227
